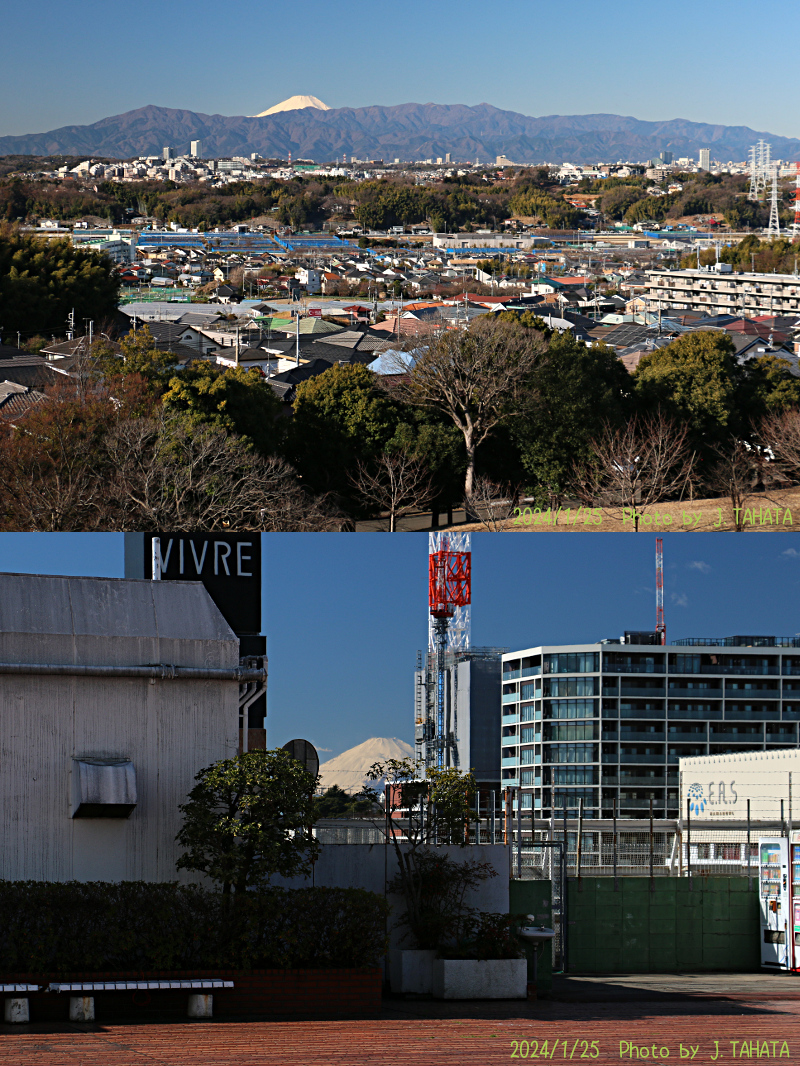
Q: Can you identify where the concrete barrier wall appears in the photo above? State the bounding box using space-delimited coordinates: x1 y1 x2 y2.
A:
274 843 510 949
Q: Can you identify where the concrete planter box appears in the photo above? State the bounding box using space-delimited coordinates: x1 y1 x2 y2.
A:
388 949 436 994
432 958 528 1000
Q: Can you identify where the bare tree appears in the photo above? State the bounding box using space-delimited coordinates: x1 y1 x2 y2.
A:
349 448 433 531
387 317 545 500
0 381 115 531
103 411 342 531
464 476 520 531
571 413 696 531
759 409 800 486
703 439 770 532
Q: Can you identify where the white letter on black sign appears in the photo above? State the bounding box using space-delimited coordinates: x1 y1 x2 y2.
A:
190 540 208 574
237 541 253 577
215 541 231 576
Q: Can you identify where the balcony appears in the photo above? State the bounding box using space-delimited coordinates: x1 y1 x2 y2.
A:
667 686 722 699
502 692 519 705
667 730 707 742
603 774 667 787
502 710 520 723
708 730 764 743
724 686 780 698
502 757 519 768
603 663 665 674
618 752 666 764
618 730 666 742
620 685 666 698
669 664 779 676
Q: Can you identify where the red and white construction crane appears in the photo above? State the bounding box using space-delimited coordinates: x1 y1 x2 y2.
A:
427 534 471 769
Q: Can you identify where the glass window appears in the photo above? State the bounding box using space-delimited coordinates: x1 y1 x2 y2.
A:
521 770 539 785
545 722 598 742
520 680 541 700
544 652 599 674
521 726 538 743
546 743 596 764
545 676 599 697
520 748 537 765
521 701 538 722
551 767 598 785
544 698 598 719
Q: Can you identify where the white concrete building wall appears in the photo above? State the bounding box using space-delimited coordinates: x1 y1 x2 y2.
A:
0 575 240 883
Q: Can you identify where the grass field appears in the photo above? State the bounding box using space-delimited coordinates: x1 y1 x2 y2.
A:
462 487 800 533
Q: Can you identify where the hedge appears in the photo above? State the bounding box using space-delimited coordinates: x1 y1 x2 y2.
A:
0 882 389 973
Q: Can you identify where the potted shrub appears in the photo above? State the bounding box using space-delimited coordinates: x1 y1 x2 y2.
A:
433 912 528 1000
361 759 499 995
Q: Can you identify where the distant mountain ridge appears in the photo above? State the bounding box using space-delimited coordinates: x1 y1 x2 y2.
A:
2 102 799 164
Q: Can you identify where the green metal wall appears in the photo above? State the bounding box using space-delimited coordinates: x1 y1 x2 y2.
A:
509 880 553 992
566 877 760 973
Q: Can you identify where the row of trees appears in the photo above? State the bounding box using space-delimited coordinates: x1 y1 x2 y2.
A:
0 224 119 335
4 285 800 530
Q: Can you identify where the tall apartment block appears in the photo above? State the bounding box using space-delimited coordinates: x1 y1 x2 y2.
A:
500 634 800 820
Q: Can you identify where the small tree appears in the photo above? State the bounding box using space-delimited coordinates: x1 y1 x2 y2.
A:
571 412 696 530
176 749 320 894
360 759 496 950
349 448 433 531
703 438 766 532
465 475 520 531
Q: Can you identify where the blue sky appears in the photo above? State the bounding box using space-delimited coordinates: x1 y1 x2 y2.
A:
1 532 800 760
1 0 799 138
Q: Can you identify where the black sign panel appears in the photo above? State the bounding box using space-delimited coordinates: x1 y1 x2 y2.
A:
124 533 261 635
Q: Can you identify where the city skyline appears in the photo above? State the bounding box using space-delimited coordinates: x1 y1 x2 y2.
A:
2 0 800 139
1 532 799 761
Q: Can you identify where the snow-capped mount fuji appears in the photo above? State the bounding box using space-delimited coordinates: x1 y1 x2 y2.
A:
251 95 330 117
2 101 800 164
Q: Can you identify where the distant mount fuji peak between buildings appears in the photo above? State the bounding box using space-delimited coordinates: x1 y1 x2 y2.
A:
251 95 330 117
1 101 798 164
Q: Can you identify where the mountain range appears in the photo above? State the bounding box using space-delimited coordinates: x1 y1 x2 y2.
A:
2 102 799 165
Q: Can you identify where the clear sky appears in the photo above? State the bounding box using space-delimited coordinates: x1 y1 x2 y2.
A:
1 0 799 138
1 532 800 760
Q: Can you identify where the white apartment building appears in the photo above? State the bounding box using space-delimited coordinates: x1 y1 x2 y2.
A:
645 266 800 317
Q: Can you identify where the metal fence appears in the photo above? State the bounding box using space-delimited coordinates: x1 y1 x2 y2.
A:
509 819 784 880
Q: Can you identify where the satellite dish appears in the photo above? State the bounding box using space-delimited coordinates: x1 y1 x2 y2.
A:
282 739 320 779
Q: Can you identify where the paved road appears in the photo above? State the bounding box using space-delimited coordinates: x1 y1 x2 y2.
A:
2 976 800 1065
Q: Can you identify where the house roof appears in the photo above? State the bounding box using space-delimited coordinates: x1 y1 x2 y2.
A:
0 380 48 421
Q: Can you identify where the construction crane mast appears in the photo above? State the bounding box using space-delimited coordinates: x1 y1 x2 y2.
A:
655 536 665 645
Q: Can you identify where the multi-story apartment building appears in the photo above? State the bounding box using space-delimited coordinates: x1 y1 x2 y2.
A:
500 634 800 820
645 266 800 317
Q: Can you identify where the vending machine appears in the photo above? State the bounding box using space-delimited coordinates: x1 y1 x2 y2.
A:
759 838 791 970
791 831 800 972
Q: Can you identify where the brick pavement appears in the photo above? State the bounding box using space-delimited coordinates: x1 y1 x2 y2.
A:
1 993 799 1065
